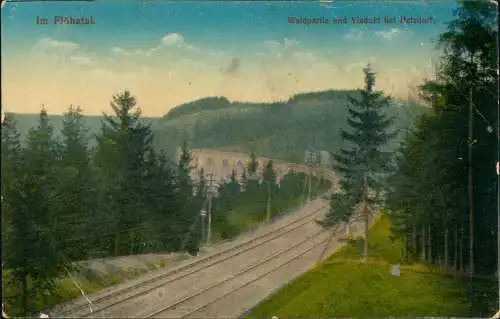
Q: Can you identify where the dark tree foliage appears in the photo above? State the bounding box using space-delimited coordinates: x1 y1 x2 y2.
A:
1 92 332 316
218 169 241 211
2 113 33 314
177 141 202 255
263 160 277 185
322 65 398 227
93 90 156 256
58 106 94 261
387 0 497 277
248 152 258 175
2 109 74 315
141 149 180 252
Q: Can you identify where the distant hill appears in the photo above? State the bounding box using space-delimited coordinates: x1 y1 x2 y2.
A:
162 97 233 121
6 89 427 162
155 89 427 162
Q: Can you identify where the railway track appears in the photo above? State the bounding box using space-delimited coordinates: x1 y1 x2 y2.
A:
56 198 331 318
145 224 335 318
150 217 365 319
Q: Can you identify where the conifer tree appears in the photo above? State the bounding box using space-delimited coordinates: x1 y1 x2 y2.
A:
322 65 398 258
94 90 154 255
58 106 93 260
8 109 69 315
388 0 497 276
263 160 277 221
1 113 33 315
248 152 258 175
177 141 201 254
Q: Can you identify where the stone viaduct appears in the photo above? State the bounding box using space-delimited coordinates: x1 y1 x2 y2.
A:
178 148 338 187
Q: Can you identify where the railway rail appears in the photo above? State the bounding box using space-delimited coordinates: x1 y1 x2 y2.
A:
145 222 339 318
55 198 331 318
172 218 365 318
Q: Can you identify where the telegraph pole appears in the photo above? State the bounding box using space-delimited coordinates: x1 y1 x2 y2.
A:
304 149 314 202
205 173 217 245
266 179 271 221
262 159 272 222
468 87 475 275
308 166 312 202
207 192 213 244
200 209 206 245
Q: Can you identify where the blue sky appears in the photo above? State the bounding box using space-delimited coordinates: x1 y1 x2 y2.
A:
1 0 458 115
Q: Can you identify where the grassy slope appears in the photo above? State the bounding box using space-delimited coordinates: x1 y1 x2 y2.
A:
249 215 498 318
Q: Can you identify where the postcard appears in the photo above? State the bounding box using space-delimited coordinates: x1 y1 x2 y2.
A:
1 0 498 318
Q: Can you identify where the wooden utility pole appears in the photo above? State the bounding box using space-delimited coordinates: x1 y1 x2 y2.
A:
266 180 271 221
305 150 314 202
308 167 312 202
207 194 212 245
468 87 475 275
200 209 206 245
206 173 217 245
363 171 369 262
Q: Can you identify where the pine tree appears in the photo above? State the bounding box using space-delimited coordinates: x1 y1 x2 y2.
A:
1 113 23 241
94 90 154 256
6 108 70 315
177 141 200 255
228 169 240 196
241 168 248 189
262 160 277 221
219 169 241 211
248 152 258 175
263 160 277 185
1 113 35 316
431 0 496 276
177 141 194 202
142 149 179 252
322 65 398 258
25 107 68 270
197 168 207 199
245 154 260 200
57 105 94 260
388 0 497 276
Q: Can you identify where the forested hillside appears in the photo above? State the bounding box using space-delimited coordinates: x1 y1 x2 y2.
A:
155 90 426 162
10 89 425 163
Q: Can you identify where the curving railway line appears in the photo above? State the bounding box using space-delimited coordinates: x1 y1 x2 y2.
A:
53 182 355 318
145 221 340 318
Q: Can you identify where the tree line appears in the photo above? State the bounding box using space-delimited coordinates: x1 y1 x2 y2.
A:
387 1 497 276
1 91 330 316
322 0 497 280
